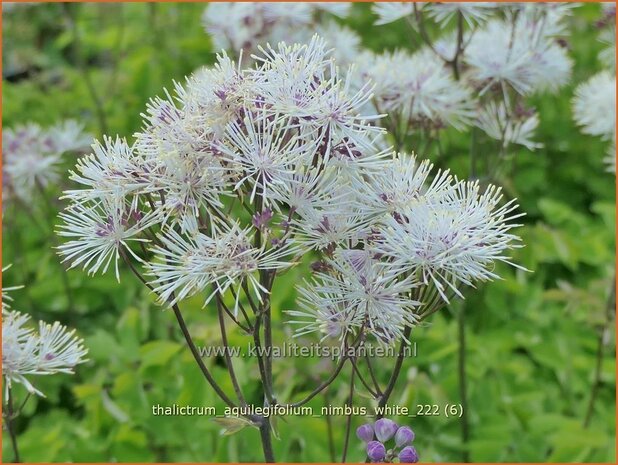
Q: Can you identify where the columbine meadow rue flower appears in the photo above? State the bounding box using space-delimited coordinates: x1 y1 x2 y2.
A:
2 278 88 397
464 11 573 96
360 420 418 463
359 49 475 132
476 101 543 151
147 222 296 309
3 120 92 202
202 2 351 58
597 3 616 70
424 2 497 28
57 197 161 281
372 3 414 26
572 71 617 141
374 178 525 303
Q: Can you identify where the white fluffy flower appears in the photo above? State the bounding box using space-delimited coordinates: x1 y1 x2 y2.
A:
148 223 295 308
57 198 160 280
313 2 352 18
375 182 525 302
202 2 349 57
372 2 414 25
317 22 361 66
2 309 88 397
48 120 92 153
425 2 496 27
573 71 616 140
216 111 316 205
476 102 543 151
289 250 419 344
3 121 93 202
65 136 149 202
360 153 453 217
365 49 475 130
465 17 572 95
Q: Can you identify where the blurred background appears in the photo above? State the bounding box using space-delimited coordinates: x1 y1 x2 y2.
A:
2 2 615 462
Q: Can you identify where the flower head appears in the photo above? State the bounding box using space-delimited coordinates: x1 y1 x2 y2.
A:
572 71 616 140
2 309 88 397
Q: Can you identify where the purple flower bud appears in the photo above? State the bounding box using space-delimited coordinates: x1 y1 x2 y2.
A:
374 418 398 442
395 426 415 447
399 446 419 463
356 423 374 443
366 440 386 462
252 208 273 230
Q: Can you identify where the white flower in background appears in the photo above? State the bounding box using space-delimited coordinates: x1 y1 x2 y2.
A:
313 2 352 18
317 21 361 66
2 309 88 397
375 181 525 302
476 101 543 151
202 3 266 52
597 4 616 70
425 2 496 28
599 26 616 70
465 16 572 95
372 2 415 26
202 2 351 57
3 121 92 202
433 31 469 61
49 120 92 153
2 271 87 398
364 49 475 130
512 2 579 37
572 71 616 140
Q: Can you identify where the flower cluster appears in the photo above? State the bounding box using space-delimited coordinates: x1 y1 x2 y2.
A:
572 6 616 173
58 36 523 347
3 120 92 202
202 3 359 65
366 3 575 150
357 419 418 463
2 271 88 397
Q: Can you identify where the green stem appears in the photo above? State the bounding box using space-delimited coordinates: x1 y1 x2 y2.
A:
583 277 616 428
376 325 412 418
340 367 356 463
6 387 21 463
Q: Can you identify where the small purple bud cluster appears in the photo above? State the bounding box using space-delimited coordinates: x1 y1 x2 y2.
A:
357 419 418 463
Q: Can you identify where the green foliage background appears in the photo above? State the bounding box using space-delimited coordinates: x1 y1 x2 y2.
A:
2 3 615 462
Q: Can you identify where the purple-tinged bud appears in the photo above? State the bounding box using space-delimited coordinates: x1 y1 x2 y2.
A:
366 440 386 462
356 423 374 443
395 426 415 447
252 208 273 230
374 418 398 442
399 446 419 463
